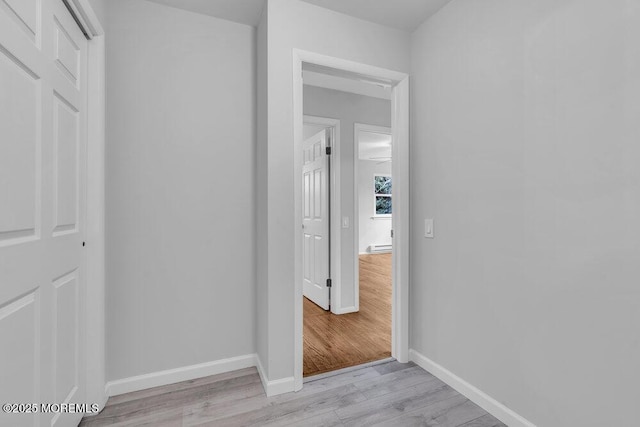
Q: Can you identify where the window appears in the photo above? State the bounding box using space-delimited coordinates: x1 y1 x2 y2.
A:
374 175 392 216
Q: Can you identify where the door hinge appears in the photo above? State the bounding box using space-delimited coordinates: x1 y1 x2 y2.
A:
390 229 394 238
326 146 332 155
326 278 332 287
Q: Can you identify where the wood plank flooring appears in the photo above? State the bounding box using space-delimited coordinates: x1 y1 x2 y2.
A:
80 361 506 427
304 253 393 376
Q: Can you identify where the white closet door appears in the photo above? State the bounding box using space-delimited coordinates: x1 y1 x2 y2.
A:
0 0 88 425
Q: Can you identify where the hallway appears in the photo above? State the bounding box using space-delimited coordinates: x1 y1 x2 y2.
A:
80 360 504 427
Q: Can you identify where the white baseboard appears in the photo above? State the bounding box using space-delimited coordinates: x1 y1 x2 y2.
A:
409 349 536 427
83 392 109 418
105 354 257 397
255 356 296 397
332 305 358 315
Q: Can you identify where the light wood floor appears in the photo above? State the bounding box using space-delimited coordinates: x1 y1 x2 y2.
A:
304 253 392 376
80 360 505 426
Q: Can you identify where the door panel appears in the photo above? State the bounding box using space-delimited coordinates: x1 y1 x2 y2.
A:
0 40 39 245
0 291 39 427
302 130 330 310
0 0 38 40
0 0 87 426
53 93 80 235
53 270 78 404
53 18 80 87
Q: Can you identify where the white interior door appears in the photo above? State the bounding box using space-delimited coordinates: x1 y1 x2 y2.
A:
0 0 88 426
302 130 330 310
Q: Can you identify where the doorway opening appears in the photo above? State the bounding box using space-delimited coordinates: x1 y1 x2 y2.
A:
302 108 393 377
294 53 409 385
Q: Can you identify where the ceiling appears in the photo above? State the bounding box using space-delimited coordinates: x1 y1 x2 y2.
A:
145 0 265 27
145 0 451 31
301 0 452 31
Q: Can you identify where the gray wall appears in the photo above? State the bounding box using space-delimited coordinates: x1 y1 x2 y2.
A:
261 0 411 381
87 0 106 29
303 86 391 308
410 1 640 425
105 0 256 381
256 5 268 379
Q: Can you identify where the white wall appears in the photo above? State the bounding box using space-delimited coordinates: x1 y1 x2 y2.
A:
258 0 410 383
105 0 256 382
303 85 391 299
410 1 640 425
358 161 392 253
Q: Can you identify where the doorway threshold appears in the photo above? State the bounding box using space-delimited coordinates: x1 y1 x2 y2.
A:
304 357 396 383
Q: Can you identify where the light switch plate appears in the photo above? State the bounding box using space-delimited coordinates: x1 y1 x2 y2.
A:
342 216 350 228
425 218 434 238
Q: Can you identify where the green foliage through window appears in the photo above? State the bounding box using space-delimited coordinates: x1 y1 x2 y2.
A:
374 176 392 194
374 176 392 215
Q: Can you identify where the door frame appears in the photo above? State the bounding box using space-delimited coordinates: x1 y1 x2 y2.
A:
353 122 393 303
293 49 410 390
303 115 344 314
64 0 107 410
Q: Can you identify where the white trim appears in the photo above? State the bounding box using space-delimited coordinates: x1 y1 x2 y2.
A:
256 357 296 397
303 70 391 100
293 53 305 393
331 305 358 315
105 354 258 397
65 0 104 37
293 49 411 391
295 50 408 83
304 357 394 383
303 115 345 315
409 349 537 427
70 0 106 410
85 33 107 410
390 78 409 363
255 356 268 393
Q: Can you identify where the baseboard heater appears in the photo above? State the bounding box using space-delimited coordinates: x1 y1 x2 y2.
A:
369 244 392 253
